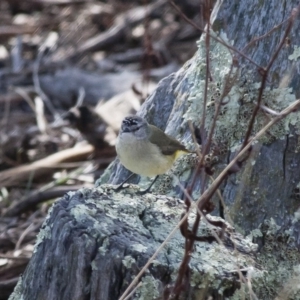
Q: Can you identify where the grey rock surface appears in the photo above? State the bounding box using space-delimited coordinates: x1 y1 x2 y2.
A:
9 187 257 300
9 0 300 299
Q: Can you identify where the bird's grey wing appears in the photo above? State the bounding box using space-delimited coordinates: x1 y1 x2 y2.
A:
148 125 188 155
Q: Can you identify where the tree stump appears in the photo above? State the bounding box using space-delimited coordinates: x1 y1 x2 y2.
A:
10 0 300 299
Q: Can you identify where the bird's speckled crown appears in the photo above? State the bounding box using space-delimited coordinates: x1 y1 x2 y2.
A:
123 116 143 126
121 116 146 133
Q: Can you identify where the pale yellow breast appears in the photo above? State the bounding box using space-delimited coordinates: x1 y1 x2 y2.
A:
116 133 176 177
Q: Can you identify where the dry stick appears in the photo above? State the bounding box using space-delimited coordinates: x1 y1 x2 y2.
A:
169 5 299 297
1 84 13 130
246 268 259 300
118 210 192 300
171 2 297 299
33 40 61 121
122 4 299 298
4 185 85 217
0 25 37 37
0 144 94 188
15 223 35 251
171 65 237 299
171 5 214 297
123 282 142 300
177 174 230 292
172 211 200 297
199 63 235 168
241 6 298 150
171 16 240 300
198 99 300 209
175 176 223 245
0 254 29 260
242 18 289 53
212 177 234 226
169 0 255 232
118 99 300 300
14 87 36 112
168 0 261 69
259 104 280 116
74 0 166 55
208 174 257 299
169 0 296 178
200 3 211 143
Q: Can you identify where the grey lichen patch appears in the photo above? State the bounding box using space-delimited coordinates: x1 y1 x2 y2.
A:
248 228 263 239
70 203 113 236
275 265 300 300
98 238 111 256
164 217 259 297
163 214 258 276
173 153 198 177
33 195 62 252
183 29 300 150
133 194 186 244
133 275 161 300
122 255 136 268
130 244 148 255
154 153 196 196
230 218 300 299
91 260 98 271
292 210 300 223
34 224 52 253
14 184 263 300
8 276 23 300
71 204 97 220
184 30 237 129
84 186 154 238
92 184 145 208
288 46 300 61
155 174 173 195
194 241 255 274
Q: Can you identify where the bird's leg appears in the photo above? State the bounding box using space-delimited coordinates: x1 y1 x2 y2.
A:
137 175 159 195
114 173 135 191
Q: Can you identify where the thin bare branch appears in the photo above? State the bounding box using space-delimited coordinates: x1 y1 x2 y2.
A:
259 104 280 116
118 210 192 300
119 98 300 300
168 0 262 69
241 6 299 150
199 99 300 209
242 18 289 53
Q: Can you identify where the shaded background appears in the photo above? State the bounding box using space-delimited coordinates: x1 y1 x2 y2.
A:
0 0 204 298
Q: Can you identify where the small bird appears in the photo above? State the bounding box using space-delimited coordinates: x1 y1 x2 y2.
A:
115 115 190 193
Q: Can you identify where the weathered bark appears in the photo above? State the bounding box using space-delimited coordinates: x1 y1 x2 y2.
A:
9 0 300 299
9 187 257 300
